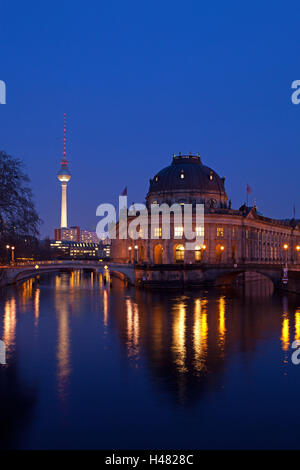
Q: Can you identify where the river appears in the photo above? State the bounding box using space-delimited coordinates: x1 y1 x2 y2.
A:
0 270 299 449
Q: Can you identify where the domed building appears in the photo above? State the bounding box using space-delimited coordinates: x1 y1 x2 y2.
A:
146 153 227 210
111 153 300 286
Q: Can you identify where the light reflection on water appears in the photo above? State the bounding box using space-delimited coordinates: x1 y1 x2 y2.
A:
1 271 300 449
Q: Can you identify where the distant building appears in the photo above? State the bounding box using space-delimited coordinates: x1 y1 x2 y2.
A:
80 230 99 244
50 240 99 259
99 238 111 260
54 226 81 242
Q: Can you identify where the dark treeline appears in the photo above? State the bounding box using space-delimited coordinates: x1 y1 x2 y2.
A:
0 150 53 263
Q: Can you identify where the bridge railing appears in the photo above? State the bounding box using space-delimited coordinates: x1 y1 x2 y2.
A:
0 259 105 268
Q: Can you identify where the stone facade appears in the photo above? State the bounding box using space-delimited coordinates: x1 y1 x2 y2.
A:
111 154 300 283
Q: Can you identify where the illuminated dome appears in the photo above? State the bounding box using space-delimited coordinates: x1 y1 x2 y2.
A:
146 154 228 208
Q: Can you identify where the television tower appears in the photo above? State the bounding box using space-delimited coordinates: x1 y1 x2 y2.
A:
57 113 71 228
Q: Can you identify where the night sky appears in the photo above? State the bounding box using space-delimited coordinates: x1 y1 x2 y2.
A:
1 0 299 238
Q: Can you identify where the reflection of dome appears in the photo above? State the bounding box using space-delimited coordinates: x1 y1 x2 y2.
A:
57 166 71 183
146 154 228 208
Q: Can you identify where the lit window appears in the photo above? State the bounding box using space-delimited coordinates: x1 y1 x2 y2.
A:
209 171 213 181
196 226 204 237
154 227 162 238
195 247 202 262
217 227 224 237
175 245 185 262
155 175 159 182
174 226 184 238
180 171 184 179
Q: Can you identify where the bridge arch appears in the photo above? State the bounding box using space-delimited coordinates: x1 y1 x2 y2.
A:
2 261 136 287
213 268 278 288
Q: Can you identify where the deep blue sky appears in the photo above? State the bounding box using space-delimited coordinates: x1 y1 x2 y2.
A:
0 0 299 238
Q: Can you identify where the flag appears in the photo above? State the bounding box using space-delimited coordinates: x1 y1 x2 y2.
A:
246 184 252 195
121 186 127 196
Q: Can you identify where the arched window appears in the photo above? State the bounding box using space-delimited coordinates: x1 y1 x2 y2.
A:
153 244 163 264
174 244 185 263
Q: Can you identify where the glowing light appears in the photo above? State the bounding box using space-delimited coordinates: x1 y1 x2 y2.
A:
172 302 187 373
34 288 40 325
220 245 225 251
202 244 207 250
295 309 300 341
283 244 289 250
4 298 16 351
193 298 208 372
35 264 39 269
296 246 300 252
218 296 226 350
103 289 108 326
281 314 290 351
104 265 108 270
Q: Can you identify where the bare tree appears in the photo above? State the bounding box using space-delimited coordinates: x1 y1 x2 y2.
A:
0 150 41 239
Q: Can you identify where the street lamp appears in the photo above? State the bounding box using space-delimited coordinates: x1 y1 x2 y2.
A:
128 246 132 263
296 245 300 265
6 245 15 264
283 244 289 267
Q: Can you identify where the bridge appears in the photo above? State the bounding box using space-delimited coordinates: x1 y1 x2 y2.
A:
0 260 136 287
1 260 300 293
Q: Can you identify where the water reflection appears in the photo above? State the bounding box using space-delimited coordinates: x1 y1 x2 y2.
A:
54 275 71 401
295 308 300 342
193 298 208 374
281 296 290 352
4 298 16 354
172 302 187 373
218 296 226 353
125 298 140 361
2 272 300 448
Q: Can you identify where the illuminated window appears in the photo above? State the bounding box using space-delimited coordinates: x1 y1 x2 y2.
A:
196 226 204 237
217 227 224 237
195 247 202 262
174 226 184 238
175 245 185 262
155 175 159 182
209 171 213 181
154 227 162 238
180 170 185 179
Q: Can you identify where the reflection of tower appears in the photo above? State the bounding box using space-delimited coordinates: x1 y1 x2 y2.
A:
57 113 71 228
